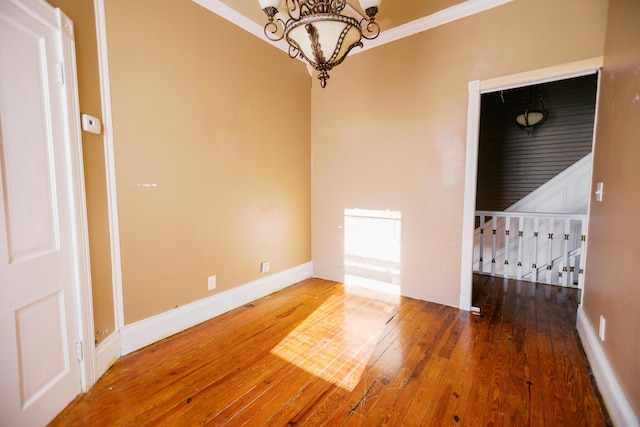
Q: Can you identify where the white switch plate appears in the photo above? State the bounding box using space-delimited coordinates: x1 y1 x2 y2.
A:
595 181 604 202
261 261 270 273
208 275 216 290
81 114 102 134
599 315 606 341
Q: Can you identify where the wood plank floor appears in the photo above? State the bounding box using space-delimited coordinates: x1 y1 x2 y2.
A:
50 276 610 426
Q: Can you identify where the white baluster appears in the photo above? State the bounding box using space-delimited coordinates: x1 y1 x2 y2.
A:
517 216 524 280
479 214 485 274
546 218 555 284
560 219 571 286
532 218 539 283
504 216 510 278
491 216 497 276
579 218 587 289
569 254 576 286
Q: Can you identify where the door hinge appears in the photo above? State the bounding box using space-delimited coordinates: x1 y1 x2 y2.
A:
76 341 84 362
56 62 64 86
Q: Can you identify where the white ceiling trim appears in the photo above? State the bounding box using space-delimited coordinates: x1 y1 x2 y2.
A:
354 0 514 54
192 0 514 56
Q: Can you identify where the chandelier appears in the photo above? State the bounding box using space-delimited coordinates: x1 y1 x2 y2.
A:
258 0 382 88
515 88 549 135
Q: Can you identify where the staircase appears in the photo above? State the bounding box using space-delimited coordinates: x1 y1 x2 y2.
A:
473 154 592 288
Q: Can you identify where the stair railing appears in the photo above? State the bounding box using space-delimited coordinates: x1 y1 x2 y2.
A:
474 211 587 288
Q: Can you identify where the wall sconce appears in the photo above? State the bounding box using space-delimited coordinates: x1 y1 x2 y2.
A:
515 90 548 135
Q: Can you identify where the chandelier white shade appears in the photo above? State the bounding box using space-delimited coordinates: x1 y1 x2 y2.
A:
515 111 546 128
515 91 549 135
259 0 382 87
358 0 380 9
258 0 280 8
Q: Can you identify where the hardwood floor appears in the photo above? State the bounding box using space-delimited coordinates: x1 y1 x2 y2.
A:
50 276 609 426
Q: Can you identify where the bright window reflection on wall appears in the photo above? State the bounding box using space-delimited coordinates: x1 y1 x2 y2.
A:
344 209 402 295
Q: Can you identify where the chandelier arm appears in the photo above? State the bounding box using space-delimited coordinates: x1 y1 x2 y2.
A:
360 18 380 40
264 18 286 41
288 44 300 59
285 0 303 20
538 94 547 113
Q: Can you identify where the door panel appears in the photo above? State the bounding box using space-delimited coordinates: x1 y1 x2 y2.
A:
1 19 60 262
15 291 69 408
0 0 82 425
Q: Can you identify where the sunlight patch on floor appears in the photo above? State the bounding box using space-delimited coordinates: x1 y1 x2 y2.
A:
269 293 396 389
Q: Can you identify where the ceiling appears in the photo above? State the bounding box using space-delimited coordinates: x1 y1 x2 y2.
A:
192 0 513 55
218 0 467 33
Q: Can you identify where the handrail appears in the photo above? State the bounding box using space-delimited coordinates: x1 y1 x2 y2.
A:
522 246 582 276
476 210 587 220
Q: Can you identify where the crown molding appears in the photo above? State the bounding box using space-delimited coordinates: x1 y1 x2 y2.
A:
192 0 514 56
356 0 514 53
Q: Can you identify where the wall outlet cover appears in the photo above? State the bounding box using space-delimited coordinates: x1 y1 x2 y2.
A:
261 261 271 273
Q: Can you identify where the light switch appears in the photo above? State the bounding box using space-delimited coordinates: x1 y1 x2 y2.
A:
81 114 101 134
595 181 604 202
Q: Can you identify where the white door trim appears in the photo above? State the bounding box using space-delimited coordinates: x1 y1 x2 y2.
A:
460 57 604 311
459 80 481 311
91 0 125 375
55 6 97 391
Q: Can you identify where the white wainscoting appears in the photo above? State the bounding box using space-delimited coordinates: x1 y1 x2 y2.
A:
120 262 313 356
576 307 639 427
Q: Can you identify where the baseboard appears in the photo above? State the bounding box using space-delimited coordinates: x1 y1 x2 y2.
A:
95 331 121 382
120 262 313 355
576 307 639 426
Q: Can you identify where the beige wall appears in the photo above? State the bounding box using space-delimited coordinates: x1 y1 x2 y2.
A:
46 0 115 346
104 0 311 324
583 0 640 415
46 0 311 340
311 0 609 306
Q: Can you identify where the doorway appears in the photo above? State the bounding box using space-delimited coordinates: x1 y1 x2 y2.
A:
459 59 603 311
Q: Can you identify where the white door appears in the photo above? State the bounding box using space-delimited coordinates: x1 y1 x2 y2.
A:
0 0 84 425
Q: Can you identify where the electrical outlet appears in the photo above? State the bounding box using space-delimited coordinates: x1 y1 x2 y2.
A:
208 275 216 290
599 315 606 341
261 261 270 273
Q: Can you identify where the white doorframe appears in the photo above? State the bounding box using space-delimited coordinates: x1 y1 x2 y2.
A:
459 57 604 311
459 80 482 311
92 0 125 375
48 3 97 391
